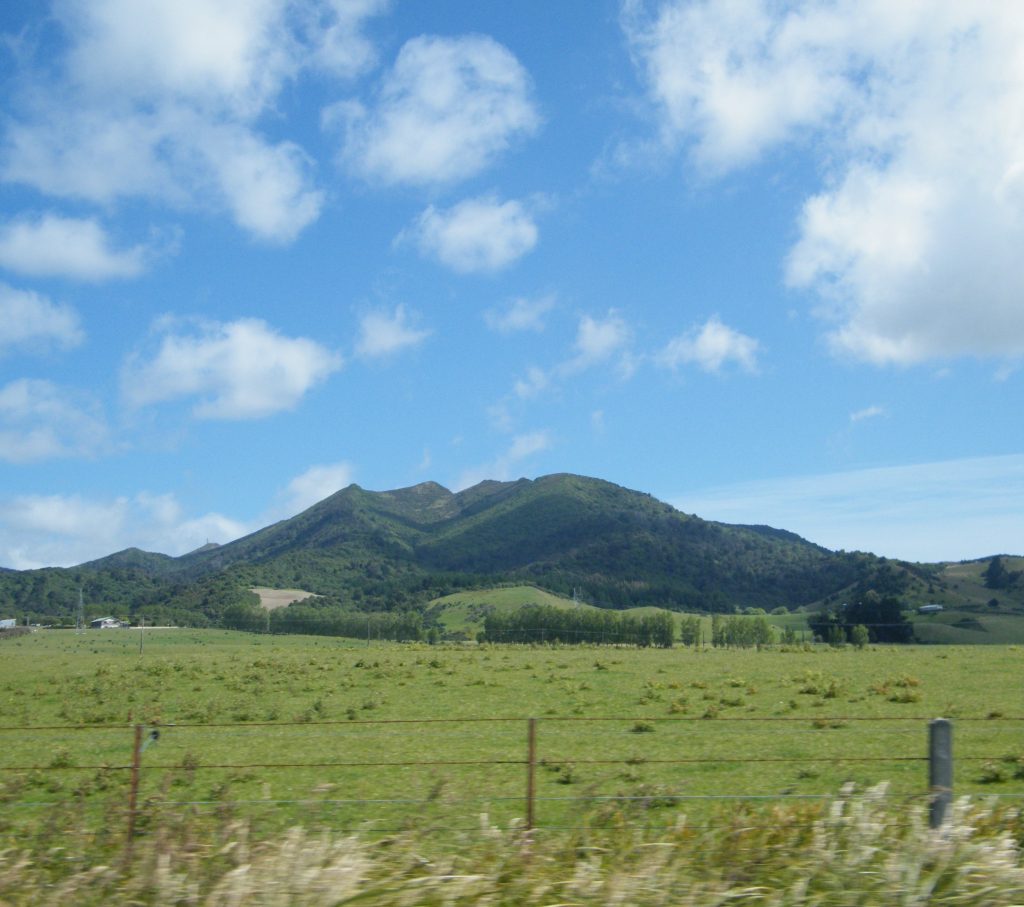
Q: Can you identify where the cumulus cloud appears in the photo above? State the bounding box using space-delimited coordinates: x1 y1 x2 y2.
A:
0 379 107 462
0 284 84 355
625 1 1024 364
334 34 539 185
564 311 632 373
355 305 430 359
195 122 324 243
657 316 759 374
281 461 355 514
485 294 555 333
1 0 385 241
0 491 250 569
0 214 148 280
456 429 552 490
406 196 538 273
123 317 342 419
307 0 391 78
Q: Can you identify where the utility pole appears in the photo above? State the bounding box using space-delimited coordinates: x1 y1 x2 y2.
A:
76 588 84 634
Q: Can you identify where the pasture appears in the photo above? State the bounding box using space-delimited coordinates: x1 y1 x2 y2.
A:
1 628 1022 858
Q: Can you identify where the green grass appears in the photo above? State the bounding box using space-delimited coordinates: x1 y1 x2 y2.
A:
427 585 587 634
910 608 1024 644
1 629 1022 858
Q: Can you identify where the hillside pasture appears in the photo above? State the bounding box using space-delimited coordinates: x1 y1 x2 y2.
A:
934 556 1024 610
910 608 1024 644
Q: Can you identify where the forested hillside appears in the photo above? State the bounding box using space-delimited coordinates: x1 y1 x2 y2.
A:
0 474 987 626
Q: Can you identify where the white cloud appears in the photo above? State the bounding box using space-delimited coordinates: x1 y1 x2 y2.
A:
849 404 885 423
513 366 549 400
198 122 324 243
281 461 355 514
657 316 759 374
335 34 539 185
0 491 250 569
1 1 384 241
123 317 342 419
564 311 632 373
406 196 538 273
63 0 297 113
0 214 147 280
0 379 107 462
456 429 552 490
0 284 84 355
492 311 635 422
485 294 555 333
625 1 1024 364
307 0 391 78
673 454 1024 563
355 305 430 359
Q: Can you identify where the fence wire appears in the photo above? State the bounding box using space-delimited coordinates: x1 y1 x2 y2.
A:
1 715 1021 838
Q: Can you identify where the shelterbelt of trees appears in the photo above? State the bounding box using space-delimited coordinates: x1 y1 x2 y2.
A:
480 605 681 647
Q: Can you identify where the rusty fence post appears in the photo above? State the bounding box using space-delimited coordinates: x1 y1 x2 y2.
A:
526 718 537 830
929 718 953 829
127 723 144 845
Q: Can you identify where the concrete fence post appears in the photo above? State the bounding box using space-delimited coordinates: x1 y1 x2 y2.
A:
929 718 953 829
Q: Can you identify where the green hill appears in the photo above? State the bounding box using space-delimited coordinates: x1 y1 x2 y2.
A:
0 473 1019 629
178 473 878 611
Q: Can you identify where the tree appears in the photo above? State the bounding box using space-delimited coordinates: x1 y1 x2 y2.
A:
845 593 913 643
984 556 1009 589
983 556 1020 591
850 624 870 649
807 593 913 644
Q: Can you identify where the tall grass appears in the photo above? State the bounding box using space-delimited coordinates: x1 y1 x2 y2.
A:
2 786 1022 905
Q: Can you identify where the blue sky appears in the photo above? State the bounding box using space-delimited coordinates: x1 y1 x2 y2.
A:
0 0 1021 568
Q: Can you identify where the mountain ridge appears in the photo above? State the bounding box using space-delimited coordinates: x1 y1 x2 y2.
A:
3 473 1014 625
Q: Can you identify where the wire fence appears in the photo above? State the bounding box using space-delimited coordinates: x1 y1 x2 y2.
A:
1 714 1022 844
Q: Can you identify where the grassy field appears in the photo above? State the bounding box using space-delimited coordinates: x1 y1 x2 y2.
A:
1 628 1022 855
1 628 1022 902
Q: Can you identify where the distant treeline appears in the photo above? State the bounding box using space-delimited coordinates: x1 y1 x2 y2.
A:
222 603 426 641
480 605 688 648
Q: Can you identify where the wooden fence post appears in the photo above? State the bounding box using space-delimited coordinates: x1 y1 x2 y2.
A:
526 718 537 830
929 718 953 829
127 723 144 845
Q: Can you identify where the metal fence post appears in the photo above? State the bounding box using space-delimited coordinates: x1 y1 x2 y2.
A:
929 718 953 829
127 723 144 844
526 718 537 830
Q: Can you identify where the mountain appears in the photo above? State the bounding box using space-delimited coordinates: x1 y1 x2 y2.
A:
0 473 972 624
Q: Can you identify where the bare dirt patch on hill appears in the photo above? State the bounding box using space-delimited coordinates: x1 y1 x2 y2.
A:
251 587 317 610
